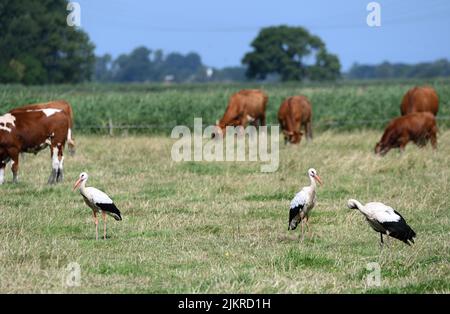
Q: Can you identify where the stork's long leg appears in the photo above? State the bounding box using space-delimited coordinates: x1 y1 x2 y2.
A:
379 233 384 249
305 216 313 239
385 231 391 248
300 220 305 242
93 211 99 241
102 211 107 240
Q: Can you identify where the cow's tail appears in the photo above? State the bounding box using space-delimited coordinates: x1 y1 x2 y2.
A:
65 101 76 156
67 128 75 153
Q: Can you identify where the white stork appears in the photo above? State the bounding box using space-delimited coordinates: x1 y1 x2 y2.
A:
347 199 416 246
73 172 122 240
288 168 322 241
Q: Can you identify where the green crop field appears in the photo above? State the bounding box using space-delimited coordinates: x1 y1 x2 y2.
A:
0 81 449 293
1 79 449 133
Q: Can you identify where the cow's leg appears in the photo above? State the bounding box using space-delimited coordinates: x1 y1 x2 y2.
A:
240 115 248 129
56 143 64 183
48 143 65 184
0 162 6 185
8 150 20 184
48 145 59 185
398 133 408 154
279 120 288 144
430 131 437 150
259 112 266 127
306 120 313 141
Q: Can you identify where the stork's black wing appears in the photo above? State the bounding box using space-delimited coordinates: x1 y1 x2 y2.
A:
381 211 416 245
96 202 122 221
288 191 306 231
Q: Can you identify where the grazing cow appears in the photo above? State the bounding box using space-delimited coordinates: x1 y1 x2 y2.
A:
375 112 437 156
9 100 76 154
214 89 268 136
278 95 313 144
0 109 70 184
400 86 439 116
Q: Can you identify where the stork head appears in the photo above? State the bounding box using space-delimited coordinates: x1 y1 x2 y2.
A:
308 168 322 185
347 199 360 210
73 172 88 191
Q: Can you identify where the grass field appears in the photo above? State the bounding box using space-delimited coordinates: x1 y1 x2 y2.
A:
1 130 449 293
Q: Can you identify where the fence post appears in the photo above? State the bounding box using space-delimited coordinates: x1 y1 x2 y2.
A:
108 118 113 136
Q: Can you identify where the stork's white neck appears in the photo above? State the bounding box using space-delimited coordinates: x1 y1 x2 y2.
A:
79 179 88 196
309 175 317 189
350 199 368 215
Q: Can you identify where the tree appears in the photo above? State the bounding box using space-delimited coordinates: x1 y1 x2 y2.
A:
162 52 204 82
91 46 249 83
112 47 153 82
242 25 341 81
211 66 247 82
94 54 112 82
0 0 95 84
308 48 341 81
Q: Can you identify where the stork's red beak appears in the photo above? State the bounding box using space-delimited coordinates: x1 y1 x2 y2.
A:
73 178 82 191
314 174 323 185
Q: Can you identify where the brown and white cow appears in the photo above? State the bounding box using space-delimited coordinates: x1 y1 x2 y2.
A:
400 86 439 116
0 108 70 184
375 112 437 156
9 100 76 155
278 95 313 144
214 89 268 137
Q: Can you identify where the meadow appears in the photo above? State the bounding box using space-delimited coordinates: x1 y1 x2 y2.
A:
0 81 449 293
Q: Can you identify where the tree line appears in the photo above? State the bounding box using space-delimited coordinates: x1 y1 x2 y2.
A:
347 59 450 80
95 25 341 83
94 48 246 83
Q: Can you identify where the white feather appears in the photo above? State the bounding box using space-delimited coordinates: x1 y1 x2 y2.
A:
290 189 307 209
85 187 113 204
363 202 401 223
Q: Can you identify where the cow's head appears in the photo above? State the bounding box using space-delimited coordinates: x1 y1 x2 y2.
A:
374 141 389 156
283 130 303 144
211 120 225 139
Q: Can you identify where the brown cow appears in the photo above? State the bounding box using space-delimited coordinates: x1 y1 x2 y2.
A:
0 109 70 184
214 89 268 136
375 112 437 156
9 100 76 155
400 86 439 116
278 95 313 144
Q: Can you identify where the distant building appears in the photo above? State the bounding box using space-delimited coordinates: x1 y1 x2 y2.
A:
164 74 175 84
206 68 214 78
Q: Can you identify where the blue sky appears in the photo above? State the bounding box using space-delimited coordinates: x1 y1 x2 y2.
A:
77 0 450 71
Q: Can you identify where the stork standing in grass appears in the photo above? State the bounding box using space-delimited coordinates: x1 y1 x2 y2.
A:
288 168 322 241
347 199 416 246
73 172 122 240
